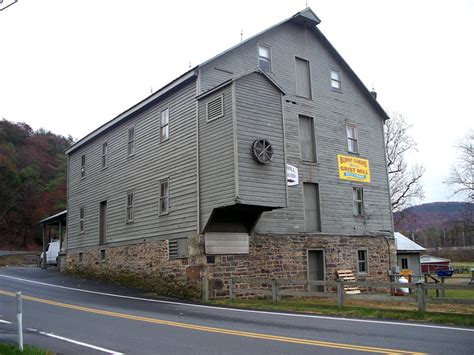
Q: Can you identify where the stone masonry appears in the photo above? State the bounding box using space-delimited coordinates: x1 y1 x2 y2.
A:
65 233 396 299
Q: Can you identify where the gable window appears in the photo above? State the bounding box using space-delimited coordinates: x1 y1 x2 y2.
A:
159 179 169 215
346 125 359 154
295 57 311 99
299 115 316 163
79 207 84 233
126 191 134 223
127 127 135 157
357 249 368 274
258 44 271 71
352 187 364 216
81 155 86 178
160 109 169 142
401 257 409 269
331 68 342 91
102 142 108 169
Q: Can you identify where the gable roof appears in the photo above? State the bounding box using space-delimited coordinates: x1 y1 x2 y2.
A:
394 232 426 252
66 7 388 155
196 69 286 101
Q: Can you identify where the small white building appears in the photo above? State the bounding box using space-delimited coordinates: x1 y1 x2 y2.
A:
395 232 426 278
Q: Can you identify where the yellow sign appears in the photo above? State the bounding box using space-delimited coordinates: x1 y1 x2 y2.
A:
337 155 371 183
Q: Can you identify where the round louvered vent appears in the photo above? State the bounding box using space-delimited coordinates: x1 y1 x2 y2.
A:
251 139 273 164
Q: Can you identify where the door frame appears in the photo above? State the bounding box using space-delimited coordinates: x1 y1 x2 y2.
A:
307 248 326 292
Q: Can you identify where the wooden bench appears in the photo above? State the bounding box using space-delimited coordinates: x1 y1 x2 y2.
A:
337 269 361 294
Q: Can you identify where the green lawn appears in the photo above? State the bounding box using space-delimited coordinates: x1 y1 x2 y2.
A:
0 343 52 355
211 298 474 327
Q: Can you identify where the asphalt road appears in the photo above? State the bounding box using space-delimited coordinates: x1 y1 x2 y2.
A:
0 268 472 354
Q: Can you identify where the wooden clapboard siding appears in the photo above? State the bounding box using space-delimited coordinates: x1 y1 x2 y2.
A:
67 81 198 250
234 73 286 208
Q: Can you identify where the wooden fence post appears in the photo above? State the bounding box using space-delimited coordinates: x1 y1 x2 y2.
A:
336 279 344 308
202 275 209 302
416 282 426 312
271 279 279 305
229 277 234 301
440 277 445 298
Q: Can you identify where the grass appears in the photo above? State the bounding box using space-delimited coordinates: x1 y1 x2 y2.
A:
0 343 52 355
211 297 474 327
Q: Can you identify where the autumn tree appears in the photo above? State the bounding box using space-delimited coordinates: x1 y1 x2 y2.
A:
0 119 73 248
445 130 474 202
384 112 424 213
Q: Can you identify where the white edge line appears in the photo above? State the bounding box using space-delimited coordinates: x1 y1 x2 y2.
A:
0 318 122 354
1 273 473 333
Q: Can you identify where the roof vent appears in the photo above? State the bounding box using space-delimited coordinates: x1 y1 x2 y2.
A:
370 90 377 100
207 95 224 122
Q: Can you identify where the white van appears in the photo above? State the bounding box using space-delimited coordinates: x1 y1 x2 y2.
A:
41 240 60 266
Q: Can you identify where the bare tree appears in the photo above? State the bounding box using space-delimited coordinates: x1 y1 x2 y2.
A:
384 112 424 212
445 130 474 201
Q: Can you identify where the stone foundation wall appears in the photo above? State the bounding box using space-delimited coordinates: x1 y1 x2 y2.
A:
65 233 396 299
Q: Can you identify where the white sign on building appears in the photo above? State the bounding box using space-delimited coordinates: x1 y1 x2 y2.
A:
286 164 299 186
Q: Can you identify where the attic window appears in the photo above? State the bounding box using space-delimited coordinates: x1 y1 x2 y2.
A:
258 44 271 71
207 95 224 122
169 238 188 259
331 68 342 92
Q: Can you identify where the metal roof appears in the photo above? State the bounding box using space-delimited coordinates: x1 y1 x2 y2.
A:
394 232 426 252
420 255 451 263
39 210 67 225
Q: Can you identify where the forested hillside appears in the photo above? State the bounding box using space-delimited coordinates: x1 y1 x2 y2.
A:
395 202 474 249
0 119 73 249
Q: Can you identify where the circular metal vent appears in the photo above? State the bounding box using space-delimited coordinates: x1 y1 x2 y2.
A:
251 139 273 164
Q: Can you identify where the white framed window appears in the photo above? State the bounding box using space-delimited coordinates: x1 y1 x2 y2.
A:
160 109 169 142
79 206 85 233
401 258 409 269
159 179 169 215
102 142 108 169
81 155 86 178
346 125 359 154
258 44 271 71
352 187 364 216
357 249 368 274
126 190 134 223
127 127 135 157
331 68 342 91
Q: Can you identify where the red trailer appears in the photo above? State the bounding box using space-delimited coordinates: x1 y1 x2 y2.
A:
420 255 452 275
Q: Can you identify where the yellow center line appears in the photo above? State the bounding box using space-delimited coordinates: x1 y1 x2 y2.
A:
0 289 425 354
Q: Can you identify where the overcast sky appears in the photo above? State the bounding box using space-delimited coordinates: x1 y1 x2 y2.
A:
1 0 473 203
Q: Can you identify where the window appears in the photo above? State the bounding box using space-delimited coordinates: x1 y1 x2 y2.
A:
401 258 409 269
127 127 135 157
295 57 311 98
331 68 342 91
346 125 359 154
160 109 169 141
102 142 108 169
258 44 271 71
352 187 364 216
168 238 188 259
159 179 169 215
126 191 134 223
81 155 86 178
299 115 316 162
207 95 224 122
357 249 368 273
303 183 322 232
79 207 84 233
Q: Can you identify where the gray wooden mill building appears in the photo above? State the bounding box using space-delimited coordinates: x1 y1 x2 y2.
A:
63 8 396 297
